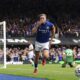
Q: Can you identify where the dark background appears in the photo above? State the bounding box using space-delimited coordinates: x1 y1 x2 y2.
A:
0 0 80 18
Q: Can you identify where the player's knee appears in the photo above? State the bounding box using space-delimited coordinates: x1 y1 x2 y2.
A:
44 53 49 59
43 50 49 59
45 55 49 59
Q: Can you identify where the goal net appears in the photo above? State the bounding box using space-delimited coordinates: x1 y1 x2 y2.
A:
0 21 6 68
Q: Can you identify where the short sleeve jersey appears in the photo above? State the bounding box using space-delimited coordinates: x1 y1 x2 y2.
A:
36 21 54 43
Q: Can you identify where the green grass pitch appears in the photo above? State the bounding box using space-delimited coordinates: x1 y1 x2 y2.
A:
0 64 79 80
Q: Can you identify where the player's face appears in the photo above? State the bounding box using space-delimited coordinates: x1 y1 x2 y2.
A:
40 15 46 23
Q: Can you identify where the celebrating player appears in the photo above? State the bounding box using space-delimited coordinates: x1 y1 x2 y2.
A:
32 13 55 74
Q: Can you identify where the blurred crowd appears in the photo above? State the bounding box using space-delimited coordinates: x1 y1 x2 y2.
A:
49 46 80 62
0 45 80 63
6 47 29 62
6 17 34 38
2 15 79 38
58 15 80 37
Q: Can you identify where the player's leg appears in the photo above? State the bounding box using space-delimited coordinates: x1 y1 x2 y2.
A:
42 49 49 66
43 49 49 58
42 42 49 66
33 41 41 74
34 51 40 74
62 61 67 68
28 51 34 66
68 62 74 67
29 58 34 66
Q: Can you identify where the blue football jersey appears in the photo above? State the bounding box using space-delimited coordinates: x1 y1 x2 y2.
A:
36 21 54 43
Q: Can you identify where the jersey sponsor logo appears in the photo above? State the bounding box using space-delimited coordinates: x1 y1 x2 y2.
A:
39 29 49 33
38 26 50 33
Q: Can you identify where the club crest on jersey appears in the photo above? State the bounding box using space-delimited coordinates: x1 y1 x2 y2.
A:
46 26 49 29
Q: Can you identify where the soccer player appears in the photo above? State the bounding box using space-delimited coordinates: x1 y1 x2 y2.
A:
23 42 34 66
32 13 55 74
62 46 75 68
28 42 35 66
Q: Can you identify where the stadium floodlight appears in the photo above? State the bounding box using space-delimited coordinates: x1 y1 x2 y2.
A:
0 21 6 68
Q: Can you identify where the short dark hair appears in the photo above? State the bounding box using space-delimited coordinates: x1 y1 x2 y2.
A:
38 13 47 19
